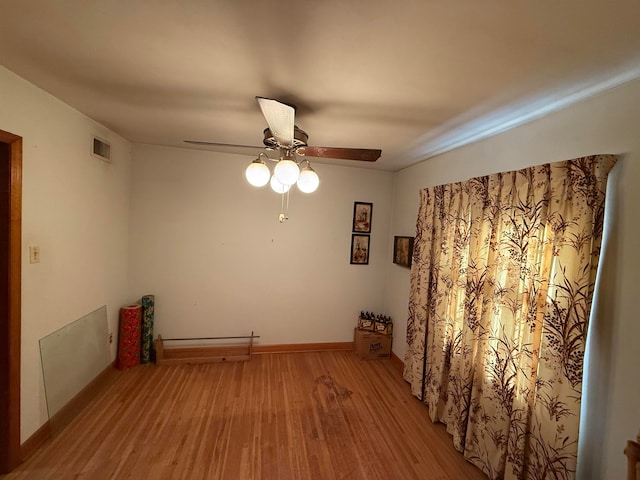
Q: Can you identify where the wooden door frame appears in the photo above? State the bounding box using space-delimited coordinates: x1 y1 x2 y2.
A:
0 130 22 472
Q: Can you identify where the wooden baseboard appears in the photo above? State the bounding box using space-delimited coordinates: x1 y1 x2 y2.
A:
390 351 404 376
20 360 117 462
20 420 51 462
253 342 354 355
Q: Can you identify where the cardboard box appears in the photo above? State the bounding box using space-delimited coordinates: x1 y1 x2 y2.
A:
354 328 391 360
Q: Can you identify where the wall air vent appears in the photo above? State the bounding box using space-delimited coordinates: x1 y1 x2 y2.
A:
92 136 111 163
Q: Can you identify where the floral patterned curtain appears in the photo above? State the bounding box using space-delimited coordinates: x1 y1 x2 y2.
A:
403 155 617 480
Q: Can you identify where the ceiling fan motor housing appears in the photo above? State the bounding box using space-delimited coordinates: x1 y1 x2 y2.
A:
263 126 308 149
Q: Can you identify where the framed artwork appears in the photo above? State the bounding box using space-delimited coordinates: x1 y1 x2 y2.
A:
352 202 373 233
393 236 414 268
350 234 370 265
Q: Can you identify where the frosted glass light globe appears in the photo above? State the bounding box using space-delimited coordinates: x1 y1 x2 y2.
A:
270 175 291 194
245 160 270 187
273 159 300 186
296 167 319 193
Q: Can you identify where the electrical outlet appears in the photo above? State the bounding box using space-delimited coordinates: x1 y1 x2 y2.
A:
108 332 113 344
29 246 40 264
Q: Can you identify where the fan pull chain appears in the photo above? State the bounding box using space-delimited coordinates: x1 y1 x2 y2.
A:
279 190 289 223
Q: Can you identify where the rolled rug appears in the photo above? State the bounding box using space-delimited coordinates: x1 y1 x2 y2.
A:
117 304 142 370
140 295 155 364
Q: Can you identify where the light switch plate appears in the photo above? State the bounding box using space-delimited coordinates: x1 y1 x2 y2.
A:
29 246 40 264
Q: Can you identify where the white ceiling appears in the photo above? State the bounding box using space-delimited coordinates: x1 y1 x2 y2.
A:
2 1 640 171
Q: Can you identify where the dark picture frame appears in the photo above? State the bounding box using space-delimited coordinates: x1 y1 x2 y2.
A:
393 236 414 268
350 234 370 265
352 201 373 233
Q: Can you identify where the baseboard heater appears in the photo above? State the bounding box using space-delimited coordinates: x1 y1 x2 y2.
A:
155 333 259 365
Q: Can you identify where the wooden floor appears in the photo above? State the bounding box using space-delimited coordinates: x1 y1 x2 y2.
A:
3 351 486 480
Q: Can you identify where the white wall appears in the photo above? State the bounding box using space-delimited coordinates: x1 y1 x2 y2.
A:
0 66 132 442
129 144 393 345
383 76 640 479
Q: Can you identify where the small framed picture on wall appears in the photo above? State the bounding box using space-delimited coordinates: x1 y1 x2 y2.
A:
352 202 373 233
393 236 414 268
350 234 370 265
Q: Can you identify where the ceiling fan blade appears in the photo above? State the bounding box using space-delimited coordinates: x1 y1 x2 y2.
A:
183 140 267 157
256 96 295 147
297 146 381 162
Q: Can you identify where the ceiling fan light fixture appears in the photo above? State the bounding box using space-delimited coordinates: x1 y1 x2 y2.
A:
270 175 291 194
274 159 300 186
245 158 271 187
189 97 381 221
296 165 319 193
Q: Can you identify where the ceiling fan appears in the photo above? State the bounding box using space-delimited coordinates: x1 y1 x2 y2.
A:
184 96 383 164
184 97 382 222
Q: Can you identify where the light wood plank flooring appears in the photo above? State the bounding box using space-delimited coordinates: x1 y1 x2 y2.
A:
3 351 486 479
